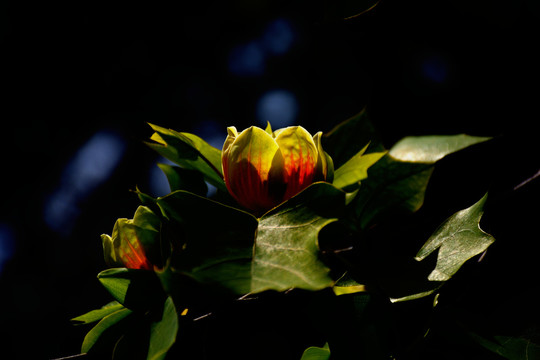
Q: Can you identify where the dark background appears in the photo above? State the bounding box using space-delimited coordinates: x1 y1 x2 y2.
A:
1 0 539 358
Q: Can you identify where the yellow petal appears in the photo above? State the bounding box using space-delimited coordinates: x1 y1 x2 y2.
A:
274 126 318 199
229 126 278 181
223 126 283 214
312 132 327 181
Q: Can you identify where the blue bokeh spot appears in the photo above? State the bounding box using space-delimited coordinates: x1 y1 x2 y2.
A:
256 89 299 129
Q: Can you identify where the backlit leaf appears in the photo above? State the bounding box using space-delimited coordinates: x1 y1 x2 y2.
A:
146 123 226 192
251 182 347 293
147 297 178 360
389 134 491 163
71 302 124 325
332 143 386 190
416 193 495 281
352 134 491 229
300 343 331 360
332 273 367 296
81 307 133 353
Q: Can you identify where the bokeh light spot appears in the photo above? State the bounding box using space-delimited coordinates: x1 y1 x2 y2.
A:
149 158 175 198
44 130 126 235
421 54 449 84
256 89 299 128
0 223 15 275
228 41 266 77
262 18 296 55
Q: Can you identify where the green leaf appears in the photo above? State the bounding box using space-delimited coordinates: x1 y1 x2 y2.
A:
156 190 258 295
352 134 491 229
389 134 492 163
300 343 330 360
389 288 441 303
332 273 367 296
97 268 166 311
72 302 124 325
251 182 347 293
322 108 384 169
416 193 495 281
352 156 434 229
146 123 226 192
102 206 161 269
110 297 179 360
157 163 208 196
81 307 133 353
332 143 386 190
147 297 179 360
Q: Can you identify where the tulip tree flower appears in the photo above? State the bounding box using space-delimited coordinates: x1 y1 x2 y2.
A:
101 206 160 270
222 124 332 215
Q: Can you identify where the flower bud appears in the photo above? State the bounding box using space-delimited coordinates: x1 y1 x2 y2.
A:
101 206 160 270
222 124 331 215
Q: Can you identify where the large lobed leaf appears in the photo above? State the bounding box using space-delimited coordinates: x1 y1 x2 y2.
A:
385 194 495 302
156 190 258 295
323 109 491 229
149 182 349 295
415 193 495 281
251 182 347 293
353 135 491 229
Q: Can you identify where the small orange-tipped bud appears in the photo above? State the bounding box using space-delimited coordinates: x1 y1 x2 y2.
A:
102 206 160 270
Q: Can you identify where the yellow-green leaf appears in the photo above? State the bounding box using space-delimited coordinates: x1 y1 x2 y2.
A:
389 134 491 164
333 143 386 190
81 307 133 353
300 343 330 360
146 123 226 192
71 302 124 325
147 297 178 360
251 182 347 293
416 193 495 281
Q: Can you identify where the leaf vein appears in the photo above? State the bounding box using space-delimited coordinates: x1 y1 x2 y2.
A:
254 259 318 287
256 242 310 253
259 218 320 230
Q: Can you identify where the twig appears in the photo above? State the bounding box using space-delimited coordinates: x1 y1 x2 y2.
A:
50 354 88 360
193 312 213 322
514 169 540 191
